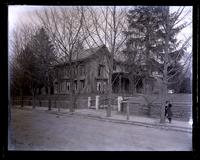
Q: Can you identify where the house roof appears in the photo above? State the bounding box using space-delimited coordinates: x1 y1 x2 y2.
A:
55 45 109 67
71 45 107 61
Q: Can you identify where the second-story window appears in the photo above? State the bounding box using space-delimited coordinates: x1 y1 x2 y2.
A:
74 66 77 76
98 64 104 77
65 68 69 77
97 81 101 91
74 80 77 91
79 65 85 76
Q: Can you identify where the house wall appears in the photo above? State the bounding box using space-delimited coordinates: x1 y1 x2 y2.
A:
86 53 109 93
54 50 160 95
55 51 109 94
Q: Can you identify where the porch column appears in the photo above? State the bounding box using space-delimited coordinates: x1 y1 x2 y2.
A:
95 95 99 110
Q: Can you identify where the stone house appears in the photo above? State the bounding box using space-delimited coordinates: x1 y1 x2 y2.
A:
53 45 160 95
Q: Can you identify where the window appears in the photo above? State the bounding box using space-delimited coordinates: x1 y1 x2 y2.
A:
61 81 66 92
73 66 78 76
66 82 70 91
98 64 104 77
97 82 101 91
74 81 77 90
80 80 85 89
79 65 85 76
65 68 69 77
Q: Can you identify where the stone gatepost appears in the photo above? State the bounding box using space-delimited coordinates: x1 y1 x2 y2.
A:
118 96 123 112
88 96 91 108
95 95 99 110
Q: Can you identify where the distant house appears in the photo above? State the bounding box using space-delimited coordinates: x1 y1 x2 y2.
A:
53 45 161 95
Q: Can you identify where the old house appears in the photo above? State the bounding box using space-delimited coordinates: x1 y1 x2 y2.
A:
53 45 160 95
53 45 109 95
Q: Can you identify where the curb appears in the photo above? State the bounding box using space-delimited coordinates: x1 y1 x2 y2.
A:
44 109 192 133
71 112 192 133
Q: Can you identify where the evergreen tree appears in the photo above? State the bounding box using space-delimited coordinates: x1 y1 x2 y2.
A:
124 6 164 93
125 6 191 123
29 27 56 110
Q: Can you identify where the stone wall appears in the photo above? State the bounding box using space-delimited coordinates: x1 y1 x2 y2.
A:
121 101 192 121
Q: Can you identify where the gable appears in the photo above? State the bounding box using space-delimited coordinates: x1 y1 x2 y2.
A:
55 45 110 67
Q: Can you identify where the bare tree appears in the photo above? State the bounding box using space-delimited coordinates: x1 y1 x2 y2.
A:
35 6 85 112
82 6 128 117
9 24 37 108
10 22 57 111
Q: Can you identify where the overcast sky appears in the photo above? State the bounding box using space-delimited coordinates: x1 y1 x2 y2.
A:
8 6 192 34
8 5 192 56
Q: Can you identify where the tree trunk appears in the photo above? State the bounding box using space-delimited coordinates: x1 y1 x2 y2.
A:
143 78 146 94
32 94 35 109
119 74 122 94
106 72 112 117
160 7 170 123
32 89 36 109
69 64 74 113
160 83 168 123
48 87 51 110
20 89 24 108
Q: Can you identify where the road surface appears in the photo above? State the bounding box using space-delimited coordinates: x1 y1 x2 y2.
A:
9 108 192 151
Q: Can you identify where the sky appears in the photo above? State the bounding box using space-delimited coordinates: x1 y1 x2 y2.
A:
8 5 193 62
8 5 192 36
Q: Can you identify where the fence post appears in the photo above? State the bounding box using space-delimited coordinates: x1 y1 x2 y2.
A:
118 96 123 112
127 102 130 120
95 95 99 110
88 97 91 108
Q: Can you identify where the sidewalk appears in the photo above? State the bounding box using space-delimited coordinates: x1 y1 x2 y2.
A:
13 105 192 133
